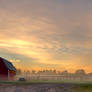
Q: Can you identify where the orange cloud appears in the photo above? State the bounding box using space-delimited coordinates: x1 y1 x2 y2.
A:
0 0 92 72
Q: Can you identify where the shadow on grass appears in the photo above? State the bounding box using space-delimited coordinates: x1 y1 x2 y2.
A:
73 83 92 92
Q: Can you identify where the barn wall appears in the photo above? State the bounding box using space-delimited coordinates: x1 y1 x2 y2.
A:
0 59 8 80
0 58 16 80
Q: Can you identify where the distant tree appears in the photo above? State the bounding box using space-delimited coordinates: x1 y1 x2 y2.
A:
88 73 92 76
24 70 26 74
26 70 30 74
16 69 22 75
53 70 56 73
75 69 86 75
32 70 36 74
43 70 46 72
61 70 69 75
52 70 57 74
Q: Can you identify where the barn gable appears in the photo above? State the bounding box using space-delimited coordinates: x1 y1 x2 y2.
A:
0 57 16 72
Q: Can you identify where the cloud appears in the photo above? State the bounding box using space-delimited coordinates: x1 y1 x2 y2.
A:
0 0 92 72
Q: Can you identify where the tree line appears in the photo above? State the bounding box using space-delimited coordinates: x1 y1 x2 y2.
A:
16 69 92 76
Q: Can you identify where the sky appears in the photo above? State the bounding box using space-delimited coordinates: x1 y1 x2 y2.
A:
0 0 92 72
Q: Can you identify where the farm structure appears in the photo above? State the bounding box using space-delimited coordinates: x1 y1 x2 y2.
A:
0 57 16 80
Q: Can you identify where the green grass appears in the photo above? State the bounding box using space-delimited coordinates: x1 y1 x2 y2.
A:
73 83 92 92
0 80 91 85
0 80 92 92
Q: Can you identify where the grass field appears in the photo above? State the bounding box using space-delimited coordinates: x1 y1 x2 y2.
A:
0 80 91 84
74 83 92 92
0 80 92 92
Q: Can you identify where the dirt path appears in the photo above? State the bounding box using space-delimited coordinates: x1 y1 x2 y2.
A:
0 83 76 92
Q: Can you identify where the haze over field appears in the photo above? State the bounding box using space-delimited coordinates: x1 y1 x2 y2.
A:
0 0 92 72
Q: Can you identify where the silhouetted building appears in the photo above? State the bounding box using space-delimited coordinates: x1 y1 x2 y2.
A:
0 57 16 80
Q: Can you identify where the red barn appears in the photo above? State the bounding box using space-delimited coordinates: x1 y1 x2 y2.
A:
0 57 16 80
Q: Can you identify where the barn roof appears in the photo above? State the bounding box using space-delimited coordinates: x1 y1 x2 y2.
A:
0 57 16 71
